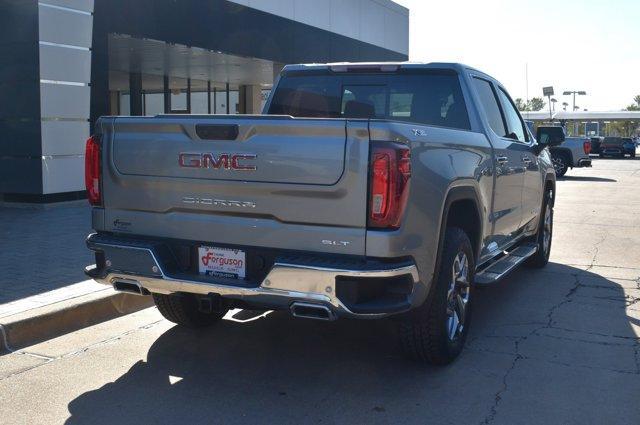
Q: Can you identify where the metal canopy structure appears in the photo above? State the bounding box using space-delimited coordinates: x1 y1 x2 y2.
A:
521 110 640 137
520 110 640 121
108 34 278 88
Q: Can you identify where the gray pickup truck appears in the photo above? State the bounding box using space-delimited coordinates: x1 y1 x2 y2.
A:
549 136 592 177
85 63 561 364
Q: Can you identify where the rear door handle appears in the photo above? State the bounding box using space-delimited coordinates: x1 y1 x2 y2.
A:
496 156 509 165
522 156 532 164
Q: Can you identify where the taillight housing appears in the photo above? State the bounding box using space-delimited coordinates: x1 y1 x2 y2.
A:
85 135 101 206
368 142 411 229
583 140 592 155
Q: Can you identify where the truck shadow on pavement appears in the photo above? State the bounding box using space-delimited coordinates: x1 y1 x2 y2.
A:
560 176 617 182
65 263 639 424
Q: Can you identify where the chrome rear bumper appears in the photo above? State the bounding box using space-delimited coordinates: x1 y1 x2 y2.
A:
85 234 425 319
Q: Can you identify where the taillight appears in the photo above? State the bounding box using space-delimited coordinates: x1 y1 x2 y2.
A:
583 140 592 155
368 142 411 229
85 135 101 206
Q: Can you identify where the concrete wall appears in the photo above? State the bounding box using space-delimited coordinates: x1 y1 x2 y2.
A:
229 0 409 56
38 0 94 195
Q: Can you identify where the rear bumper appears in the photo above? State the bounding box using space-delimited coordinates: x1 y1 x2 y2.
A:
577 158 592 167
85 233 425 319
601 148 622 155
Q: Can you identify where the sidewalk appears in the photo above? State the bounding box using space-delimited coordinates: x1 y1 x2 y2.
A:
0 203 93 304
0 202 153 351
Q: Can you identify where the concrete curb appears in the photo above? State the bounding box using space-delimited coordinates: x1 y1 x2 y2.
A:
0 290 153 353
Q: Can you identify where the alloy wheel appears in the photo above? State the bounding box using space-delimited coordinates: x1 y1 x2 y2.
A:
543 202 552 255
446 252 470 341
552 157 566 175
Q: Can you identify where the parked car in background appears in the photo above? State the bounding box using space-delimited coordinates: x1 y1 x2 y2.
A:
84 62 559 365
622 138 637 158
589 136 603 155
549 136 592 177
600 137 635 158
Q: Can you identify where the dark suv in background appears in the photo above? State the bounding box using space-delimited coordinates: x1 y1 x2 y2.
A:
600 137 636 158
622 138 637 158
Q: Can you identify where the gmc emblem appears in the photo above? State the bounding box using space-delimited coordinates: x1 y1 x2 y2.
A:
179 153 257 171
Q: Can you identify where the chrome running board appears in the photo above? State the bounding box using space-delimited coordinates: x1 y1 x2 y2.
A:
474 243 538 285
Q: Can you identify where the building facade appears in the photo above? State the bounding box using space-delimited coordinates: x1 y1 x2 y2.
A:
0 0 408 202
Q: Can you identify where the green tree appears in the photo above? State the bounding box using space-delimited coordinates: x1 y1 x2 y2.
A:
528 97 546 111
624 95 640 112
514 97 546 112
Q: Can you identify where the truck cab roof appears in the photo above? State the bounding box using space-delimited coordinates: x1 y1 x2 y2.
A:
281 61 493 79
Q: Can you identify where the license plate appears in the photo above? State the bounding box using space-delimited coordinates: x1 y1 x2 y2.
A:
198 246 246 279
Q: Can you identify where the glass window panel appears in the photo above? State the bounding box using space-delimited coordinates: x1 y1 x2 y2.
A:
473 78 506 136
228 90 239 114
267 73 470 130
119 93 130 115
261 89 271 112
497 88 527 142
144 93 164 116
191 91 208 114
170 90 187 111
214 89 227 114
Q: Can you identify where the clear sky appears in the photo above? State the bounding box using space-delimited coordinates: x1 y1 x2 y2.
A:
394 0 640 111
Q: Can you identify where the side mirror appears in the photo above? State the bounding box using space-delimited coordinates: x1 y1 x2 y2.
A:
536 126 565 147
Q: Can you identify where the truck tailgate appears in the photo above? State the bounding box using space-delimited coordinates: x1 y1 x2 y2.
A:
112 117 346 185
97 116 370 255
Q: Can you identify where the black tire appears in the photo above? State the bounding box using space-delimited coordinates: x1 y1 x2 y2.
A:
525 189 553 268
399 227 475 365
153 293 227 329
552 153 568 177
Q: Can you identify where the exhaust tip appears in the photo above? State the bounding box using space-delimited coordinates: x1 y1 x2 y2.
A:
112 279 148 296
290 302 336 321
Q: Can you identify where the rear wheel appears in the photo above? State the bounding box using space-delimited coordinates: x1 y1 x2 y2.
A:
525 189 553 268
153 293 228 328
552 154 568 177
399 227 474 365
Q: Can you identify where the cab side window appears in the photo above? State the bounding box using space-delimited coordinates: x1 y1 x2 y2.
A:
496 88 527 143
472 78 506 137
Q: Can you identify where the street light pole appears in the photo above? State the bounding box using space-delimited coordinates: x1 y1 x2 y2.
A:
563 90 587 135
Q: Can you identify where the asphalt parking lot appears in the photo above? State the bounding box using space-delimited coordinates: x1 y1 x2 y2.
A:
1 157 639 425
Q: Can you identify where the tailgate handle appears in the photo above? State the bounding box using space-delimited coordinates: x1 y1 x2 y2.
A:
195 124 239 141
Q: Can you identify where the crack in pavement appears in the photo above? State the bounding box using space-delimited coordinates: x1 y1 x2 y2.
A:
477 264 640 424
469 345 638 376
0 354 54 382
586 234 607 271
549 325 640 342
0 319 164 381
479 274 583 425
564 263 640 272
530 330 636 348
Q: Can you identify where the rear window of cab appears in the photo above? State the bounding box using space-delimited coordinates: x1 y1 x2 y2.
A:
268 70 471 131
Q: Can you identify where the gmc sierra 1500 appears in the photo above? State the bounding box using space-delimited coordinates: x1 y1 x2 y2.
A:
85 63 562 364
